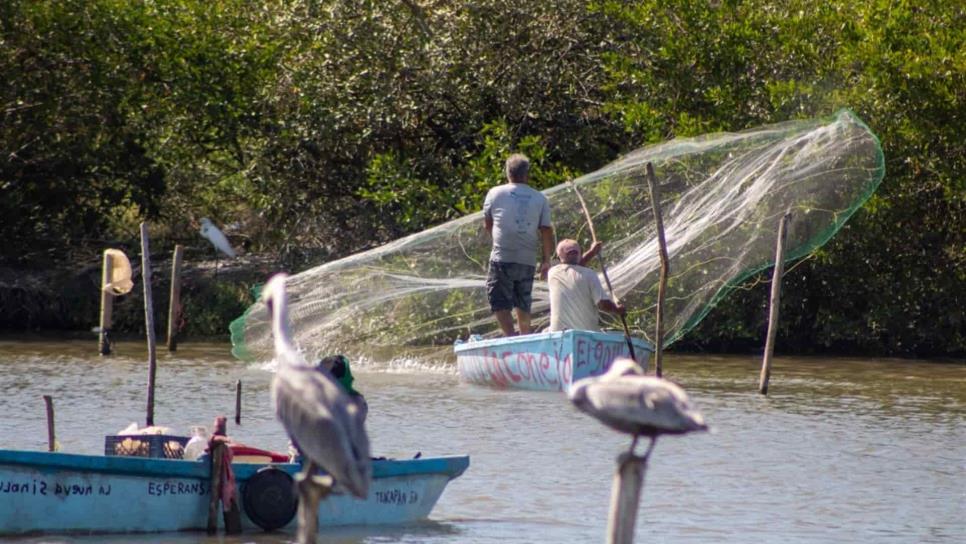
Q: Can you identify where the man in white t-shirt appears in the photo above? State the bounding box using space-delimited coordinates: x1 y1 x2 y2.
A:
548 239 625 332
483 154 554 336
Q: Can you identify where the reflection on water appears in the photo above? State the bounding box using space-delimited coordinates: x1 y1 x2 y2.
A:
0 339 963 543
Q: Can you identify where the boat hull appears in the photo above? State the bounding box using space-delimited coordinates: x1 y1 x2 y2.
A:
455 329 652 391
0 449 468 535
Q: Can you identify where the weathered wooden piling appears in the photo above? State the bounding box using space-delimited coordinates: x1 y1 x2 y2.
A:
645 162 669 378
98 251 114 355
43 395 55 452
759 212 791 395
141 223 158 426
234 380 242 426
166 244 184 352
606 453 648 544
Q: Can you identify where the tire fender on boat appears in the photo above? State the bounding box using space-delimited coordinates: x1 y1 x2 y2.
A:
242 466 298 531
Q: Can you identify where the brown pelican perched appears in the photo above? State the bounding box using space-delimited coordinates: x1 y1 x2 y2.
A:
568 358 707 457
262 273 371 543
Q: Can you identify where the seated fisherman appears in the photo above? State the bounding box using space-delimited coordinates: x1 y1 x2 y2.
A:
547 239 625 332
316 354 368 423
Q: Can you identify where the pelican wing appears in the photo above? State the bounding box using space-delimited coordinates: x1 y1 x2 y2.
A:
583 377 706 435
273 365 372 497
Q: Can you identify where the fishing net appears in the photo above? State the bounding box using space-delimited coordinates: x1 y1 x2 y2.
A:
230 109 884 362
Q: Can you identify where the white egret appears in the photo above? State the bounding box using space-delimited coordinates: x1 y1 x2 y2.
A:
262 273 371 543
568 358 707 457
199 218 237 258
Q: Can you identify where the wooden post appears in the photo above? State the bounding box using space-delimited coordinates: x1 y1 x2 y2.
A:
606 453 647 544
759 212 791 395
141 223 158 426
645 163 669 378
98 251 114 355
43 395 55 452
234 380 242 426
166 244 184 352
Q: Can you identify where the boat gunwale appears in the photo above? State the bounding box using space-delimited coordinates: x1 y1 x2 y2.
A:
0 449 470 481
453 329 653 354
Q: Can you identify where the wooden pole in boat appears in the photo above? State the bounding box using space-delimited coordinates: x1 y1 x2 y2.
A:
569 181 638 363
98 251 114 355
759 211 791 395
606 452 648 544
166 244 184 352
234 380 242 425
645 162 669 378
141 223 158 426
43 395 55 452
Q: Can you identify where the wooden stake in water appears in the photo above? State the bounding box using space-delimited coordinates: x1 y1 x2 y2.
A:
606 453 648 544
234 380 242 426
98 251 114 356
166 244 184 352
759 212 791 395
645 162 669 378
43 395 55 452
141 223 158 426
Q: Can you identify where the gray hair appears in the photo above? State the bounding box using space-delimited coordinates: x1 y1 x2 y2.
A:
505 154 530 183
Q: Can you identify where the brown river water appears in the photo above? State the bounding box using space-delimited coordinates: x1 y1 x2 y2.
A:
0 339 963 543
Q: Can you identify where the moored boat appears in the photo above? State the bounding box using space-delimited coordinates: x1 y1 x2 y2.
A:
0 448 468 535
455 329 651 391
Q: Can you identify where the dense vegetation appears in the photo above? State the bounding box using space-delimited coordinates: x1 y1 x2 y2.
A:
1 0 962 356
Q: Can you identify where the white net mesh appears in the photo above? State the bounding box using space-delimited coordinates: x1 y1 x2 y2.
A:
231 109 884 362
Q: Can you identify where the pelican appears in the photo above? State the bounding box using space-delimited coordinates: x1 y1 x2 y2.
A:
568 358 707 458
199 218 237 258
262 273 371 543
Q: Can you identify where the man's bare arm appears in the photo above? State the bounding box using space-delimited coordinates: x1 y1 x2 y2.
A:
484 216 493 236
579 241 602 266
538 225 554 279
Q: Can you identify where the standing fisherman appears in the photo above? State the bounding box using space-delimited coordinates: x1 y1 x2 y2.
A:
483 154 554 336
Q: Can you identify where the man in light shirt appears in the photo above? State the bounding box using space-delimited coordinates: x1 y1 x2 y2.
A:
548 239 625 332
483 154 554 336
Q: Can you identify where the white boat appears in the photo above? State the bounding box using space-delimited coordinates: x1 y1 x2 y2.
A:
455 329 651 391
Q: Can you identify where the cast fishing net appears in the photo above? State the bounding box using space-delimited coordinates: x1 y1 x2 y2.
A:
230 109 884 362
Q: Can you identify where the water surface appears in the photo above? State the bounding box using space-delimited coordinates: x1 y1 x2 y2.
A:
1 339 963 543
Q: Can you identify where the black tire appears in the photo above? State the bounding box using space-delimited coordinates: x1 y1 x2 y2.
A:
242 466 298 531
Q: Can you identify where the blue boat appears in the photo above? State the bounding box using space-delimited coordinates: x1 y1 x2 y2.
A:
455 329 652 391
0 448 468 535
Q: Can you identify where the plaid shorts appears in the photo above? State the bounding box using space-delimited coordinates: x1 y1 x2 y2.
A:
486 261 536 313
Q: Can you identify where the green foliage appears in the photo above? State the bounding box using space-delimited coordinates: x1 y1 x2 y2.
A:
0 0 962 354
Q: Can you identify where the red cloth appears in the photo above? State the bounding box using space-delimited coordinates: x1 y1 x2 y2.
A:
209 415 236 513
218 441 236 511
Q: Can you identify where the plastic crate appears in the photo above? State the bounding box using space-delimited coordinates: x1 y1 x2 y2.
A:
104 434 190 459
